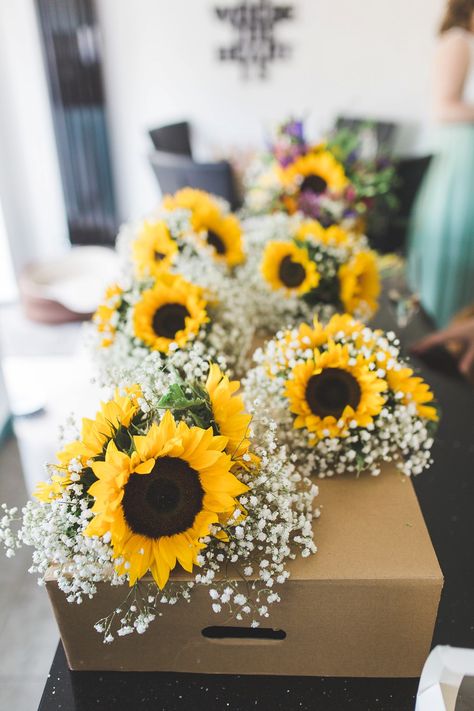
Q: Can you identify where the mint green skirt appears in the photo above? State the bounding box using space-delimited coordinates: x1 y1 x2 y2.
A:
408 124 474 327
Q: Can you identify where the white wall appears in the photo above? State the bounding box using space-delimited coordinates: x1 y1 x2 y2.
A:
97 0 445 221
0 0 69 274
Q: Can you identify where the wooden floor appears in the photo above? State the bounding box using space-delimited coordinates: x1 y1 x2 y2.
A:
0 436 58 711
0 303 82 710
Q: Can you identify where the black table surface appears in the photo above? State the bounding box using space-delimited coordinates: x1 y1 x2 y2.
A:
38 305 474 711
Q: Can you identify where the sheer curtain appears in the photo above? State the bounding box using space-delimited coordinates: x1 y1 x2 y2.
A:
0 203 17 305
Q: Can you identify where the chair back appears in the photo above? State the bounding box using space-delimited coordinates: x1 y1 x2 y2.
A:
371 155 433 254
336 116 397 155
149 151 240 209
148 122 192 156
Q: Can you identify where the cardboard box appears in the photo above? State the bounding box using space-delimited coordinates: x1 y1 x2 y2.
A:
46 466 443 676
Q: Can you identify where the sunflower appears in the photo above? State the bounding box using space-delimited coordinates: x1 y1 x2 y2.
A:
205 364 252 463
163 188 244 266
195 212 245 267
133 273 209 354
387 368 438 422
261 241 320 296
34 386 143 502
132 220 177 278
284 342 387 442
93 284 123 348
162 187 219 219
296 221 350 248
280 150 348 198
339 251 381 317
85 410 248 588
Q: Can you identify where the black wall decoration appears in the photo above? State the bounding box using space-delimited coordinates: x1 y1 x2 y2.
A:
214 0 295 79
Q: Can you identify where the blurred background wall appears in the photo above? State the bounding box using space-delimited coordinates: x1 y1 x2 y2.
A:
97 0 445 220
0 0 447 263
0 0 68 272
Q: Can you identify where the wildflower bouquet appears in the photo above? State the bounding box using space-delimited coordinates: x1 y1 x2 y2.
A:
244 314 438 478
243 118 397 232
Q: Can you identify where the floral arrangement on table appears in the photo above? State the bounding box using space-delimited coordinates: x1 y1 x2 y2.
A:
114 188 246 291
258 216 380 322
243 118 398 234
118 187 245 277
91 189 256 383
243 313 439 478
0 356 318 641
236 212 381 337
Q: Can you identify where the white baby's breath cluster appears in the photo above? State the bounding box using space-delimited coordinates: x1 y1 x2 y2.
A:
243 321 437 478
0 471 125 604
0 355 318 641
197 412 318 627
242 156 283 216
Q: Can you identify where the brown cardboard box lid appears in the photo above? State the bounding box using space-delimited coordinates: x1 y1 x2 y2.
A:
146 464 442 585
293 466 443 583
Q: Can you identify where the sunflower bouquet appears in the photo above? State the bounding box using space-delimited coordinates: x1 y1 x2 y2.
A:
117 188 245 278
0 359 317 641
237 213 380 338
92 188 262 381
90 255 261 384
243 314 438 478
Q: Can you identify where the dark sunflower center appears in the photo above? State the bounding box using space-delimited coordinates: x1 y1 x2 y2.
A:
300 174 328 195
152 303 189 339
206 230 227 255
279 255 306 288
305 368 361 419
122 456 204 538
154 250 166 261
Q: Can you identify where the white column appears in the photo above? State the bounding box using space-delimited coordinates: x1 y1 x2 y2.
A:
0 0 69 274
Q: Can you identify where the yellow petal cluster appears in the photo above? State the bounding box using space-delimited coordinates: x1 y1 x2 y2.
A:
34 386 143 502
339 250 381 317
296 220 350 248
93 284 123 348
387 368 439 422
163 188 245 266
132 220 177 278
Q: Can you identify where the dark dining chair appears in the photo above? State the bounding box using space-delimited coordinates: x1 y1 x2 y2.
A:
335 116 398 156
369 155 433 254
148 122 192 157
149 151 241 210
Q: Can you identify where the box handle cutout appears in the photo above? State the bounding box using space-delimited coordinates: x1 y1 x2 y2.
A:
202 626 286 641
